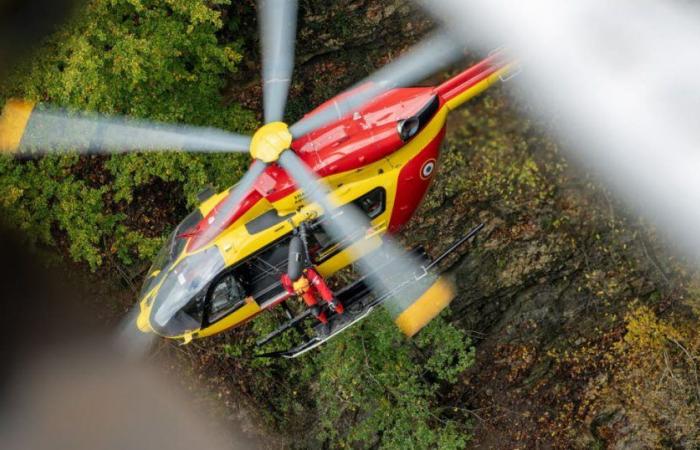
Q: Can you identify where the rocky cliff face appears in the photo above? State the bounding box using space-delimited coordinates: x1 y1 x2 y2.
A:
400 87 700 448
225 0 433 119
237 2 700 447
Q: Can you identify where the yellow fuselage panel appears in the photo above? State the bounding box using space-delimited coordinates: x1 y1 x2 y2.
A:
146 103 450 341
189 107 449 336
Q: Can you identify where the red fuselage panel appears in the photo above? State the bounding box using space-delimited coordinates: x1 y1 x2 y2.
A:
189 87 444 249
388 126 446 232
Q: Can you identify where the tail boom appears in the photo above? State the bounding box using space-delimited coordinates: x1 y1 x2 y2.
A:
435 50 517 110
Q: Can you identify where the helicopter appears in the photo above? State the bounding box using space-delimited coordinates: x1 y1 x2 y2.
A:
0 1 516 358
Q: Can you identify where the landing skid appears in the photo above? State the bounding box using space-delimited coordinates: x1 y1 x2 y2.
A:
255 223 484 358
259 300 378 358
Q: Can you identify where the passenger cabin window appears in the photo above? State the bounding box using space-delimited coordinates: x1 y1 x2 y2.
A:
205 272 247 323
307 187 386 264
354 187 385 219
218 187 389 310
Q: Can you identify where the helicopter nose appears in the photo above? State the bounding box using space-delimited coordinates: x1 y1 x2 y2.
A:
136 308 153 333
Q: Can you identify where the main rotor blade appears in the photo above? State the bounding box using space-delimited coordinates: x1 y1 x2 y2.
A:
277 151 429 321
259 0 298 124
417 0 700 261
0 101 252 154
115 304 159 360
188 160 267 249
289 31 464 138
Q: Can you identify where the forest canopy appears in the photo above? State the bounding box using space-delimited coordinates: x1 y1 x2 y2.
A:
5 2 699 448
0 2 478 447
0 0 257 268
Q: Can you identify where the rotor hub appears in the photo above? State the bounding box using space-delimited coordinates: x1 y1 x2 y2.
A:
250 121 293 163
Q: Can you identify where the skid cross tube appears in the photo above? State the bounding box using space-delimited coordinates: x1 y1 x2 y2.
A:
423 223 484 273
255 223 484 358
256 308 313 347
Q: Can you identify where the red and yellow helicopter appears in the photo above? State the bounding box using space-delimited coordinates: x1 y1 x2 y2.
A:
0 1 515 357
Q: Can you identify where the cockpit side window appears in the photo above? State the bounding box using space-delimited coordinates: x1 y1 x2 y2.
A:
205 273 247 324
149 246 226 336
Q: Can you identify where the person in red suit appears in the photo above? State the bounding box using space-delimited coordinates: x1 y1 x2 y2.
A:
280 234 344 325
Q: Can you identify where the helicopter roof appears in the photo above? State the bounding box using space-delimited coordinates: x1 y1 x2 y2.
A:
184 87 441 252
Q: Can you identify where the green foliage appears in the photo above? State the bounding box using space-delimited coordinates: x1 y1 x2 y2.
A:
2 3 482 445
309 311 473 448
0 0 257 268
415 314 476 384
226 309 476 448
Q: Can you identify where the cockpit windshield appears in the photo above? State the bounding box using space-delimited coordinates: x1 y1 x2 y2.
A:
149 246 225 335
138 208 229 337
139 209 204 300
139 232 175 300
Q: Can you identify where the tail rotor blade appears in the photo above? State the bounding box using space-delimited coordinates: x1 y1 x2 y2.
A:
114 305 159 360
0 100 252 154
259 0 298 124
289 31 464 138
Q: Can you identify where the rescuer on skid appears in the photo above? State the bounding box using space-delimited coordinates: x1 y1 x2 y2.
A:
280 226 344 328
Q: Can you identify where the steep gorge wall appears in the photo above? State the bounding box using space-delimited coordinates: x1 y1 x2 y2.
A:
402 90 700 448
218 2 700 447
8 1 695 447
